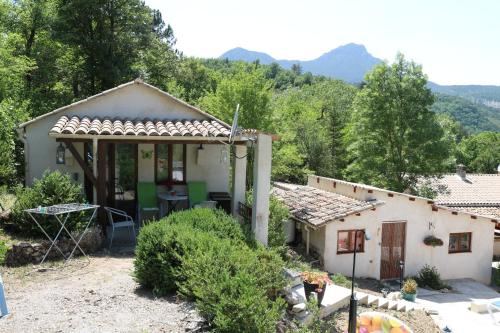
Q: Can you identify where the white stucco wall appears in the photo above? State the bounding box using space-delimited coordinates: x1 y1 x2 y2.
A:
21 83 230 193
305 175 495 284
21 83 230 188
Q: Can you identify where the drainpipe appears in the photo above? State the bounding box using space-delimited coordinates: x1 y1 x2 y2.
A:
16 127 28 186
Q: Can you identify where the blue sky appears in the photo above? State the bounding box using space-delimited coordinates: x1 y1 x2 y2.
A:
146 0 500 85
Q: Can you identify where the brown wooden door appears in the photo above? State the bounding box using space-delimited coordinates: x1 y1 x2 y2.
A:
380 222 406 280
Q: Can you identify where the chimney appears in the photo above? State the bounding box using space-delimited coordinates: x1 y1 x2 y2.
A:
456 164 466 179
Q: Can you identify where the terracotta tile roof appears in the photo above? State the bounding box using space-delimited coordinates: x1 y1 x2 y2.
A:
434 174 500 205
449 206 500 220
49 116 231 137
431 174 500 219
272 182 383 227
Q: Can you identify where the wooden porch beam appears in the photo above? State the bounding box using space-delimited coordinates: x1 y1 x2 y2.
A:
63 140 97 186
55 137 247 145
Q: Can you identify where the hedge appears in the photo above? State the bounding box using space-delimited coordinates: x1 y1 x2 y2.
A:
134 208 286 333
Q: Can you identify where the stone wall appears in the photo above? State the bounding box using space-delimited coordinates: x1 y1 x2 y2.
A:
5 227 104 266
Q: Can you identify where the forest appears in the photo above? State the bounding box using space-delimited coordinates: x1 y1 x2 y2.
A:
0 0 499 195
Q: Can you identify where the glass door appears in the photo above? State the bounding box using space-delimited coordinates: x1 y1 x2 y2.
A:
114 144 137 218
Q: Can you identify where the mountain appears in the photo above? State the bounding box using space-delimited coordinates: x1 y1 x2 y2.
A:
220 47 276 65
220 45 500 107
220 43 382 83
431 94 500 133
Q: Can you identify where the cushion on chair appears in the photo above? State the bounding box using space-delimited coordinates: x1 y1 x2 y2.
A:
138 182 158 209
187 181 207 207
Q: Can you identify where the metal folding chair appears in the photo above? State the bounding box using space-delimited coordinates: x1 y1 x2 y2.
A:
104 207 136 249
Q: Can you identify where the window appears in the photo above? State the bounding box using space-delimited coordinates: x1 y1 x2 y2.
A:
448 232 471 253
155 144 186 184
337 230 365 254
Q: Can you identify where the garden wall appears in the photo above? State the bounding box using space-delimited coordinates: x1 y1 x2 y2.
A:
5 227 103 266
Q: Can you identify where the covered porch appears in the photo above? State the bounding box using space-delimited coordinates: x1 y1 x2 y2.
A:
49 116 272 245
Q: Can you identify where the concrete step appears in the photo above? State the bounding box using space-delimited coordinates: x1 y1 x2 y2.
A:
387 300 398 310
366 294 379 306
377 297 389 309
319 284 352 318
355 292 369 305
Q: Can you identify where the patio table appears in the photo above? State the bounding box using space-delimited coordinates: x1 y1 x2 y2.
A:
24 203 99 264
157 193 188 217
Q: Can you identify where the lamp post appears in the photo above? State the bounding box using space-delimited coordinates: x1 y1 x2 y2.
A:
348 229 370 333
399 260 405 290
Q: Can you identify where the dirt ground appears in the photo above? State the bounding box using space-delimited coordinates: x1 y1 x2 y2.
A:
0 254 204 333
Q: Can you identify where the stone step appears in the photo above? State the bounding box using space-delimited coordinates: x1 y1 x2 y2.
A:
319 284 352 318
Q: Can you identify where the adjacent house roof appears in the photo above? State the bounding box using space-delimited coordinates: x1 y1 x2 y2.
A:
433 173 500 219
49 116 231 137
272 182 384 228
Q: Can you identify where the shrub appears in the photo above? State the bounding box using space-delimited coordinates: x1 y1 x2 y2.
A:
166 208 249 244
423 235 444 247
246 191 289 249
402 278 418 294
330 273 352 289
414 265 449 290
6 170 85 237
0 240 7 265
134 208 287 332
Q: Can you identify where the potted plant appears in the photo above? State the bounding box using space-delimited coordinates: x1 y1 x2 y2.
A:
300 271 332 305
423 235 444 247
401 278 418 302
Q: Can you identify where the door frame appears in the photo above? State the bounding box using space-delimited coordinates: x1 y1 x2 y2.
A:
107 143 138 216
379 221 407 280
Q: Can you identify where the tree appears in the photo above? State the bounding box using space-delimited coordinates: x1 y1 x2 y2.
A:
56 0 177 95
345 54 450 192
457 132 500 173
199 63 272 131
270 80 356 183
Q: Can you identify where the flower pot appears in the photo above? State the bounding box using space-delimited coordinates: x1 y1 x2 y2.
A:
303 281 326 305
401 291 417 302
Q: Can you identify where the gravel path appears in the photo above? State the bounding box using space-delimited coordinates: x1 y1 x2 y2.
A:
0 254 203 333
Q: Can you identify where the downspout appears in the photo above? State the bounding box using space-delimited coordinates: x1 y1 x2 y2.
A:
16 127 28 186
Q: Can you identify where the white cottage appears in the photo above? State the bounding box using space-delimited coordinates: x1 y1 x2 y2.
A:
274 175 499 284
17 79 273 245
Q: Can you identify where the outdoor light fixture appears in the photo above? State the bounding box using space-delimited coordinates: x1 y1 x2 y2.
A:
56 143 66 165
348 229 371 333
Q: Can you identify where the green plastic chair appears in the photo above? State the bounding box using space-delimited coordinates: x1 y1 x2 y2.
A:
137 182 159 222
187 181 207 208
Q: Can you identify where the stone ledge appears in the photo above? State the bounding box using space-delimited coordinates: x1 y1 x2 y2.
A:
5 227 103 266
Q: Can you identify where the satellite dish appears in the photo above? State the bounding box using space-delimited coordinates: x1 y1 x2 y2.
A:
229 104 239 144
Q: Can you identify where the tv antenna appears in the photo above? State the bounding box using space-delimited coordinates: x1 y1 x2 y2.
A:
229 103 239 144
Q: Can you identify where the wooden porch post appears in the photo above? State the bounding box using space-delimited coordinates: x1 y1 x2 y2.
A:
96 141 107 234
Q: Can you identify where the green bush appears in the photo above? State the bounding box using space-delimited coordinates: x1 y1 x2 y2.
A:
166 208 249 244
6 170 85 237
492 263 500 287
134 208 287 332
0 240 7 265
246 191 289 249
414 264 449 290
